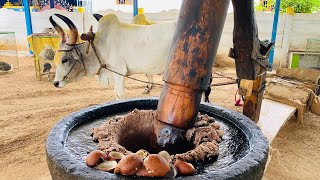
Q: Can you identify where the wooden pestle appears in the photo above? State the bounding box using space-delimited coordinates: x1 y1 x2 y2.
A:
157 0 230 129
154 0 230 149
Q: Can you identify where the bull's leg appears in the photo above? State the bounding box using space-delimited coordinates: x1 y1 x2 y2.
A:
98 69 110 88
149 75 154 89
201 93 206 102
204 87 211 103
113 74 125 99
143 74 153 94
201 87 211 103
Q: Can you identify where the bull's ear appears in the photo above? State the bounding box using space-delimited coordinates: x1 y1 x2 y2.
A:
93 14 103 22
81 26 95 41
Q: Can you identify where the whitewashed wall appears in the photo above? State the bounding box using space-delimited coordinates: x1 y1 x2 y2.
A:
0 8 319 67
0 9 29 51
290 13 320 51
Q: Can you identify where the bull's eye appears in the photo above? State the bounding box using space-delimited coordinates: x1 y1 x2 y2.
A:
62 59 69 64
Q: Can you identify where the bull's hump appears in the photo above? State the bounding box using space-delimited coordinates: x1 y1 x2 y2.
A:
100 14 120 26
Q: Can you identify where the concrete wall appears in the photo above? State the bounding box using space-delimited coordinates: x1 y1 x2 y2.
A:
0 8 319 67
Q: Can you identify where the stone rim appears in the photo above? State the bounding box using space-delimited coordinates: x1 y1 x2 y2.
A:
46 97 269 180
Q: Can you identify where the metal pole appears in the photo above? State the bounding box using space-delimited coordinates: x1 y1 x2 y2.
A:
50 0 54 8
22 0 33 54
133 0 138 16
269 0 281 67
22 0 33 36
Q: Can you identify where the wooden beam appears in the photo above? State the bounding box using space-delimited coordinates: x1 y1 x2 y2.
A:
231 0 259 80
232 0 273 122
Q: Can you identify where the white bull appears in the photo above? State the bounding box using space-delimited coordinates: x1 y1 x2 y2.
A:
131 14 212 102
50 14 177 99
132 14 177 93
93 13 177 93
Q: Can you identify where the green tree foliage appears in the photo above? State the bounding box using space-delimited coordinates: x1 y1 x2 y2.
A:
255 0 320 13
255 0 275 11
282 0 320 13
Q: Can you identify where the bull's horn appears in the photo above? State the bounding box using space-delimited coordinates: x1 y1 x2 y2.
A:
49 16 66 43
54 14 78 45
93 14 103 21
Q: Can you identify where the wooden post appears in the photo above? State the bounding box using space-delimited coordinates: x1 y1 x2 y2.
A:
157 0 230 129
231 0 270 122
231 0 259 80
242 66 267 122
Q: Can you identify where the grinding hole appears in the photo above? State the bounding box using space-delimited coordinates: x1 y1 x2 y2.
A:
91 109 222 162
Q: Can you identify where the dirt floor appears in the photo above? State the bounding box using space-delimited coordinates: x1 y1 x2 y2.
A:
0 57 319 180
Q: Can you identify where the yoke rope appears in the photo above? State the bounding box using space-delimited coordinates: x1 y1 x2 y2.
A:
89 41 237 87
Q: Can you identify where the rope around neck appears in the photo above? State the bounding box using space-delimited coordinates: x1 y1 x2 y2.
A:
89 41 236 88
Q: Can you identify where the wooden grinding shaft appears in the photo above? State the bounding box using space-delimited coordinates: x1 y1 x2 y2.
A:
157 0 230 129
232 0 260 80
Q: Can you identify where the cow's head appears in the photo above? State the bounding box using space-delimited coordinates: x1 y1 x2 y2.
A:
50 14 86 88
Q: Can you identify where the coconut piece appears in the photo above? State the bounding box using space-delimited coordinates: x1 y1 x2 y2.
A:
95 160 117 172
108 151 125 161
174 159 196 176
114 154 143 175
135 149 149 160
158 151 172 163
85 150 108 167
135 166 148 177
143 154 170 177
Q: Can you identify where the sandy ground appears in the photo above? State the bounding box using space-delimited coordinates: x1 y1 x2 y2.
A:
0 57 319 180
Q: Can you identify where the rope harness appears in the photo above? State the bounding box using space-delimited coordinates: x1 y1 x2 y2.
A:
57 44 86 83
88 39 164 86
58 40 237 88
89 40 237 88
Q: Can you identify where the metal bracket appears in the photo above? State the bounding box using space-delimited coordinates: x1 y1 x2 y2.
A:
251 40 274 69
229 39 273 69
251 54 270 69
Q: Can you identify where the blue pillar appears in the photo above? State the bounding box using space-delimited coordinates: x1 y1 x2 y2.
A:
50 0 55 8
133 0 138 16
269 0 281 67
23 0 33 36
22 0 33 54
